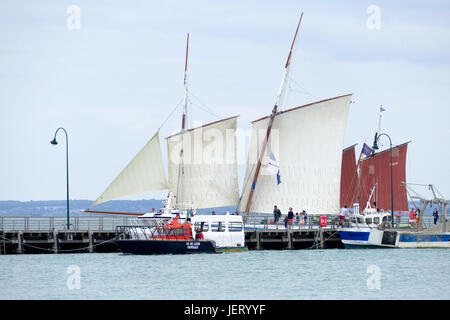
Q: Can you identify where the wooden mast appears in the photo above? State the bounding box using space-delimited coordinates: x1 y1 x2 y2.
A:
243 13 303 220
176 33 190 208
182 33 189 130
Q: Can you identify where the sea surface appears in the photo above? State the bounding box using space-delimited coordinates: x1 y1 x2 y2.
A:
1 249 449 300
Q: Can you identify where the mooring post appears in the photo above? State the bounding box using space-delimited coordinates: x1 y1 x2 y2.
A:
17 231 23 254
53 230 59 253
319 228 324 249
256 230 261 250
0 231 5 254
286 229 292 249
88 231 94 253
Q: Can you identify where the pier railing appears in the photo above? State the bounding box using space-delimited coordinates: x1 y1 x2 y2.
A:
0 213 441 232
243 212 442 230
0 216 134 231
243 214 340 230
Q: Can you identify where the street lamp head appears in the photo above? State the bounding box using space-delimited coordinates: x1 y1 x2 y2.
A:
50 138 58 145
372 142 379 150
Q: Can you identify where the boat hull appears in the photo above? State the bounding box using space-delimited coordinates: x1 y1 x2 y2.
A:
339 228 450 248
115 239 219 254
397 233 450 248
338 228 397 248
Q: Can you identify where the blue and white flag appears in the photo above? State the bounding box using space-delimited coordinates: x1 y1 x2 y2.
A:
276 170 281 185
380 106 386 112
361 143 373 157
268 152 281 185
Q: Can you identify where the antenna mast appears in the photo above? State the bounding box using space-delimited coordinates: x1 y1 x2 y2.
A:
372 105 383 153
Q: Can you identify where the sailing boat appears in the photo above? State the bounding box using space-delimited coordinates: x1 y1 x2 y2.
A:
338 108 421 248
340 145 450 248
336 105 406 247
86 34 245 253
339 107 410 214
239 12 353 220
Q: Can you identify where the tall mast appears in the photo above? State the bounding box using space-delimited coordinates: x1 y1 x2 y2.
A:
243 13 303 219
182 33 189 131
176 33 190 208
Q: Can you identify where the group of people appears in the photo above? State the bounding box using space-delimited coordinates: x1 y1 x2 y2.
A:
273 205 308 229
409 207 439 228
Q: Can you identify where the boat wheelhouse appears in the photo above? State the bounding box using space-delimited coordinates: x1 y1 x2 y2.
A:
115 213 247 254
191 214 246 252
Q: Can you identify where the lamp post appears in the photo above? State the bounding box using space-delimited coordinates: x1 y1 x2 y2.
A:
51 127 70 230
372 132 394 225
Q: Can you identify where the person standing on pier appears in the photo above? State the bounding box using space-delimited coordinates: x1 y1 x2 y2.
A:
298 212 304 228
287 208 294 229
433 208 439 225
302 210 307 226
273 205 282 229
339 205 348 227
409 208 416 228
415 207 421 227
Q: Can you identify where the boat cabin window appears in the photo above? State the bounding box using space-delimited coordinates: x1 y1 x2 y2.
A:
194 222 209 232
153 227 186 237
211 222 226 232
373 217 380 224
143 218 170 227
228 222 243 232
356 217 364 224
350 217 357 223
365 218 373 225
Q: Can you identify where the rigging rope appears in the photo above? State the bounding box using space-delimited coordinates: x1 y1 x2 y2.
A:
157 98 184 132
287 76 321 100
187 89 222 120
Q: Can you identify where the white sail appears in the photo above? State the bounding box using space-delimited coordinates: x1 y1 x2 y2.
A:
239 94 352 215
166 116 239 209
92 131 168 206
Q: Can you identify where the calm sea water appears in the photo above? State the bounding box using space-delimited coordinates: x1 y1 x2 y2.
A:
1 249 449 300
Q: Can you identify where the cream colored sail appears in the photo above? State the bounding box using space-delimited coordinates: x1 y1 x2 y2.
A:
239 94 352 215
167 116 239 209
92 131 168 206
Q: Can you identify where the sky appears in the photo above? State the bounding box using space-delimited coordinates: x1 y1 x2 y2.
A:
1 0 449 202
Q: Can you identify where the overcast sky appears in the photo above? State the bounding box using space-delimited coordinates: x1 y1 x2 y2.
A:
1 0 449 202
